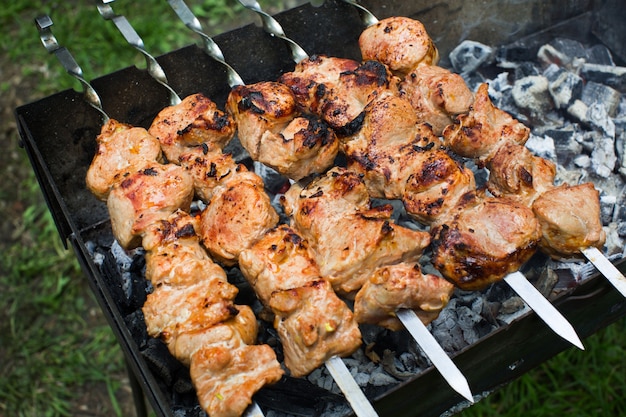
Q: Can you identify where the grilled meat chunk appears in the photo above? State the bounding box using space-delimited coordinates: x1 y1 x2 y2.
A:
178 144 243 202
278 54 360 115
148 93 235 163
199 170 279 266
190 330 284 417
239 225 362 377
141 211 283 417
443 83 530 166
431 194 542 291
282 167 431 296
532 183 606 260
227 81 339 180
486 141 557 206
86 119 162 201
343 91 476 224
354 262 454 331
399 63 474 135
107 163 194 249
280 56 400 136
359 16 439 77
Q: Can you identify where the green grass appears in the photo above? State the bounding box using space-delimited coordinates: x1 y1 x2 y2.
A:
1 1 625 417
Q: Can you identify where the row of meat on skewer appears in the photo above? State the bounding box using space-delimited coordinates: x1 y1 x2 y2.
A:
79 11 606 417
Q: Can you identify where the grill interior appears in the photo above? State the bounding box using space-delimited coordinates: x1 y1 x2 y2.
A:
15 1 626 416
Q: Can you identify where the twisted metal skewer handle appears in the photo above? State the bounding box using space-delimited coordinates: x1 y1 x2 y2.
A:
35 14 109 122
237 0 309 63
167 0 244 87
339 0 379 26
97 0 181 105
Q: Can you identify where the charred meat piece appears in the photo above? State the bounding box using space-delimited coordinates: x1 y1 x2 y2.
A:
178 144 243 202
443 83 530 166
353 262 454 331
107 162 194 249
486 141 557 206
86 119 162 201
400 63 474 135
278 54 360 115
532 183 606 260
148 93 236 163
280 56 400 136
281 167 431 296
431 194 542 291
227 81 339 180
199 170 279 266
343 91 476 224
239 225 362 377
359 16 439 77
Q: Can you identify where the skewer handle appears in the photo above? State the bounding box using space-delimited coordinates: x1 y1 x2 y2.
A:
237 0 309 63
504 271 584 350
35 15 109 122
97 1 181 105
396 309 474 403
582 246 626 298
339 0 379 26
167 0 244 87
325 356 379 417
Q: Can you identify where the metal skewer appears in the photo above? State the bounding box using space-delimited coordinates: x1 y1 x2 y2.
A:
339 0 379 27
167 0 244 87
97 0 181 105
36 15 109 123
581 247 626 298
164 3 378 416
342 0 624 302
237 0 309 63
36 14 265 417
340 0 586 352
237 0 476 403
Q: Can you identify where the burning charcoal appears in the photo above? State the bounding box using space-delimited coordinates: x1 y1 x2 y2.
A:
567 99 590 124
600 194 617 224
586 44 615 66
511 75 554 120
496 41 538 65
581 81 621 117
544 127 584 166
449 40 494 74
513 61 541 80
587 102 616 138
574 154 592 169
537 39 586 70
142 338 180 387
525 133 557 160
550 38 588 61
546 67 583 109
589 131 618 178
580 63 626 92
535 268 559 298
124 310 149 348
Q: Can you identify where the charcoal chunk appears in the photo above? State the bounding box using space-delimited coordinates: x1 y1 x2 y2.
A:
547 69 583 109
580 63 626 92
581 81 621 116
586 44 615 66
449 40 494 74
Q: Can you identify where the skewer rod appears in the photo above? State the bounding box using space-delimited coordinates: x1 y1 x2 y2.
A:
504 271 584 350
325 356 379 417
397 309 474 403
582 247 626 298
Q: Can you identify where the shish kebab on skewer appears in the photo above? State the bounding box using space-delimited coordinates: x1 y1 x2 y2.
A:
100 2 380 416
36 15 283 417
260 1 589 350
343 0 626 297
237 0 476 403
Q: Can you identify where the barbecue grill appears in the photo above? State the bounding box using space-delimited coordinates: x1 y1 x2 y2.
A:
14 0 626 416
